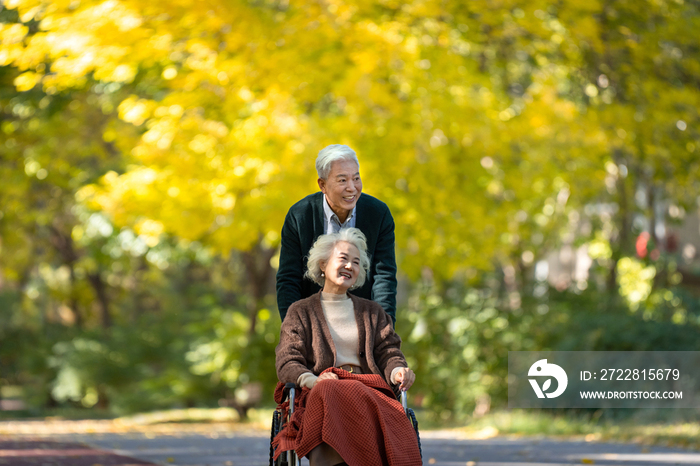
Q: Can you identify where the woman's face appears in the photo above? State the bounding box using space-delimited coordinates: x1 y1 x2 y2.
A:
321 241 361 294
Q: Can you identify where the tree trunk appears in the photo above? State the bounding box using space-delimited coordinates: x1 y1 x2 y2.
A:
241 238 276 336
68 263 83 328
648 182 658 248
88 271 111 329
607 153 630 294
47 224 83 326
130 255 148 322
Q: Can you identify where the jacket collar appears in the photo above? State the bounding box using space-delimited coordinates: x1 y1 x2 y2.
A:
313 191 369 236
311 192 325 237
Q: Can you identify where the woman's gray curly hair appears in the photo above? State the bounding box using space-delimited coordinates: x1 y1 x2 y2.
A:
304 228 371 290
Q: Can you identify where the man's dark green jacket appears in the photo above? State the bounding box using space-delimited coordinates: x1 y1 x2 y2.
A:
276 192 397 323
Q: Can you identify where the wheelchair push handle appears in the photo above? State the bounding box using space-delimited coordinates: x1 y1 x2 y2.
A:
282 382 297 415
401 390 408 413
290 389 296 414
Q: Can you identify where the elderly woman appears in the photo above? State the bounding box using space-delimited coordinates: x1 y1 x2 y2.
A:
274 228 421 466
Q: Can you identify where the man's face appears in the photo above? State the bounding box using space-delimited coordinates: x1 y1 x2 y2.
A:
318 159 362 220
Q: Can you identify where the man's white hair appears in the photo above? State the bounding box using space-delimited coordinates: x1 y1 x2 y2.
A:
304 228 370 290
315 144 360 180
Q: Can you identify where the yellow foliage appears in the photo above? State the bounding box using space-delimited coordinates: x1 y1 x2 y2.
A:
1 0 697 280
0 23 28 44
118 96 155 126
617 258 656 310
135 219 165 247
587 235 612 261
13 71 41 91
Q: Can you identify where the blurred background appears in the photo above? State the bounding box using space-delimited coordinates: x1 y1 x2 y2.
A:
1 0 699 436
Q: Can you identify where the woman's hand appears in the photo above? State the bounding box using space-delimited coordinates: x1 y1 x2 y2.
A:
394 367 415 391
315 371 339 386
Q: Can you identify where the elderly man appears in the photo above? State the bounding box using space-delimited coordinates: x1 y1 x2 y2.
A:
276 144 397 323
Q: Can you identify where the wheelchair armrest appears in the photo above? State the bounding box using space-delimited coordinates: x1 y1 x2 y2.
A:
281 382 298 402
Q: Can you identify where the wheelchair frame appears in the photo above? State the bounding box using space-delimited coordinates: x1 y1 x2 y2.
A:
269 382 422 466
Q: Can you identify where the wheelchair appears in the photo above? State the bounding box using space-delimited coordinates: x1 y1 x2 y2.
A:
269 382 422 466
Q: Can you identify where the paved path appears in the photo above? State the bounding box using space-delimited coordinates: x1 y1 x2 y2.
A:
0 436 154 466
2 420 699 466
57 430 700 466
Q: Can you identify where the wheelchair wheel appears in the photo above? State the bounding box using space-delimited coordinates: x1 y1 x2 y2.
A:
269 410 280 466
407 408 422 459
270 410 297 466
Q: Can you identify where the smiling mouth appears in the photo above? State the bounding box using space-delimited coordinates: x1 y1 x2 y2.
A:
339 272 352 279
343 195 356 202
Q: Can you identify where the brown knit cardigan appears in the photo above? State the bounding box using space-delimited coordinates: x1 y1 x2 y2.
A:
276 292 407 386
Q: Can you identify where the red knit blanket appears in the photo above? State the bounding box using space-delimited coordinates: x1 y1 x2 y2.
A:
272 368 422 466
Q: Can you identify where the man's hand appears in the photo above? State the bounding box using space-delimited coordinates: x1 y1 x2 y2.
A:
394 367 415 391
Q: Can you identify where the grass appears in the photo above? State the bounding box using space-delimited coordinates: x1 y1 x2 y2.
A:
116 407 279 430
432 409 700 450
